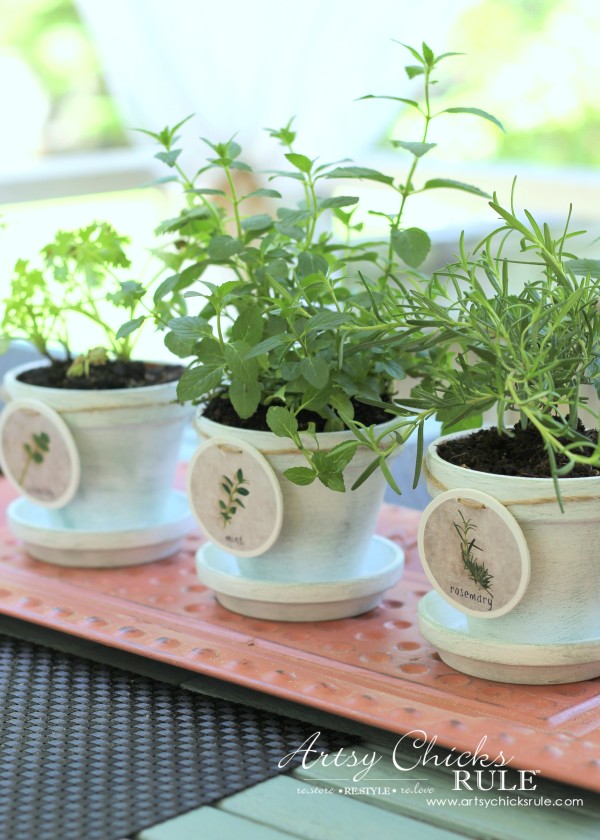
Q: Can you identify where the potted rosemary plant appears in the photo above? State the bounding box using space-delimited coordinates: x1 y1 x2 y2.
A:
139 43 501 620
378 191 600 683
0 222 194 567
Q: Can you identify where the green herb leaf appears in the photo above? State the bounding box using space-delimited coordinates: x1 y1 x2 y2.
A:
241 214 273 232
300 356 329 388
155 207 211 235
207 235 243 261
405 65 425 79
283 466 317 486
325 166 394 186
440 409 484 435
318 196 359 209
244 333 293 359
229 378 261 419
154 149 181 167
224 341 259 385
443 107 505 133
116 316 146 339
153 273 180 304
177 364 224 402
231 308 264 345
164 331 195 358
391 140 436 158
266 406 299 438
423 178 490 198
187 187 227 196
297 251 328 279
317 471 346 492
242 188 282 200
326 440 359 473
168 315 212 340
391 227 431 268
304 311 350 333
565 259 600 278
285 152 312 173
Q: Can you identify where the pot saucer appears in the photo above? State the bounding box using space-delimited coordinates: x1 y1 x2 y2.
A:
7 490 195 568
418 591 600 684
195 534 404 621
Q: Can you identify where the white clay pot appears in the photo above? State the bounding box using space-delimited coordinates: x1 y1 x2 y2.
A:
194 413 400 583
418 433 600 683
3 361 194 532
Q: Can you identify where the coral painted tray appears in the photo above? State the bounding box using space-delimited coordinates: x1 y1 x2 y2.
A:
0 477 599 793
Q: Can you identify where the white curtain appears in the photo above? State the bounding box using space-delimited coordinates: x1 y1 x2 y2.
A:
76 0 471 170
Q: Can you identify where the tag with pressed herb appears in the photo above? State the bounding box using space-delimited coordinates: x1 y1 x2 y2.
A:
418 488 530 618
187 437 283 558
0 399 80 508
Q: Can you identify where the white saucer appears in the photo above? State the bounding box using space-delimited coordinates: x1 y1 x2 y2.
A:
196 534 404 621
7 490 195 568
418 591 600 684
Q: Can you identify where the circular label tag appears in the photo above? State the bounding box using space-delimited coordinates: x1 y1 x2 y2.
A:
0 399 81 509
187 436 283 558
418 488 530 619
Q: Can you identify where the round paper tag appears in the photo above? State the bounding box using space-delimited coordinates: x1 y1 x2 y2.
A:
0 399 81 509
187 436 283 558
418 488 530 618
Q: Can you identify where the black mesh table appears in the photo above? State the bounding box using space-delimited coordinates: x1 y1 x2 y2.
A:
0 620 356 840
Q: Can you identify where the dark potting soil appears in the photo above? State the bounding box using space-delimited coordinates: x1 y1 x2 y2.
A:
202 394 393 433
437 421 600 479
18 360 183 390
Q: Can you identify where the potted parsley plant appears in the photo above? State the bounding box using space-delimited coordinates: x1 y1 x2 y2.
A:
0 222 194 567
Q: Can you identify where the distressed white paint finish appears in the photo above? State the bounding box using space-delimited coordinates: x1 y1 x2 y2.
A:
418 434 600 683
419 591 600 684
194 414 400 583
4 362 194 533
195 534 404 621
7 490 194 568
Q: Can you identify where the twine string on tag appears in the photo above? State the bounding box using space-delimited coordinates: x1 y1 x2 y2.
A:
457 497 486 510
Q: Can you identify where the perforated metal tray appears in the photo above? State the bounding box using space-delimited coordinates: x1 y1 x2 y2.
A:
0 480 599 793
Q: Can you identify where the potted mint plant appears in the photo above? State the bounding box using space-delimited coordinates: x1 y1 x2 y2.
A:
0 222 194 567
374 191 600 683
139 43 502 620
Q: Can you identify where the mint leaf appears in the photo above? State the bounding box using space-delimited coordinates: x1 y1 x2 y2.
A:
266 406 298 438
283 466 317 486
391 140 436 157
229 379 261 419
177 365 223 402
423 178 490 198
300 357 329 388
116 316 146 339
325 166 394 186
224 341 259 385
391 227 431 268
231 308 264 345
443 107 505 133
168 315 212 340
285 152 312 173
207 235 243 261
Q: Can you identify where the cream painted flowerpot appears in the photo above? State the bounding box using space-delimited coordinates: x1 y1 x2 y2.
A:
2 362 194 554
418 433 600 684
194 413 401 583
